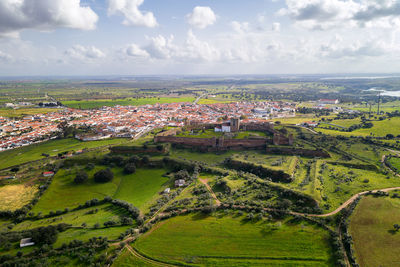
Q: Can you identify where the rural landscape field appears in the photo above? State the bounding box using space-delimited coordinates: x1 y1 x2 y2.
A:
1 74 400 267
2 0 400 266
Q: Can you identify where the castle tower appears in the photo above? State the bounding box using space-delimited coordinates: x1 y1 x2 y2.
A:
230 118 240 132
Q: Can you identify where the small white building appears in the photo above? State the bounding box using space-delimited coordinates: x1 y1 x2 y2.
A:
20 238 35 248
163 188 171 194
175 179 186 187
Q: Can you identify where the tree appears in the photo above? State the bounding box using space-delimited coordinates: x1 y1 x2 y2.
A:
141 155 150 165
94 168 114 183
394 224 400 232
10 167 19 173
74 171 88 184
123 163 136 174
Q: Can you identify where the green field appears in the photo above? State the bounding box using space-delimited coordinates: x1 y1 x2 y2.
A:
317 117 400 137
54 226 131 247
31 167 122 214
112 247 153 267
350 195 400 267
134 212 334 266
389 157 400 171
113 168 170 211
0 138 128 170
63 97 195 109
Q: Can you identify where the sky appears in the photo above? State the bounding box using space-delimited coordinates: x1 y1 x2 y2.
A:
0 0 400 76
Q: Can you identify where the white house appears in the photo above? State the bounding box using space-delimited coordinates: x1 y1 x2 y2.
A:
175 179 186 187
20 238 35 248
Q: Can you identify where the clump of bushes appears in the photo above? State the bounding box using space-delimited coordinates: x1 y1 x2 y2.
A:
94 168 114 183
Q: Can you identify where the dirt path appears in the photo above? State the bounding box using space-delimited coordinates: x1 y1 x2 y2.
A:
381 154 400 177
304 187 400 217
199 178 221 206
125 245 177 267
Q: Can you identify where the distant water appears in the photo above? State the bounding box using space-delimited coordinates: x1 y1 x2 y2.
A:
366 88 400 97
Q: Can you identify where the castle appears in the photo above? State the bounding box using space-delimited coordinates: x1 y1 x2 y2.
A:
154 118 294 152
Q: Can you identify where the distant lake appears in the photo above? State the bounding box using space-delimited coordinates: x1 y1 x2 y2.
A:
366 88 400 97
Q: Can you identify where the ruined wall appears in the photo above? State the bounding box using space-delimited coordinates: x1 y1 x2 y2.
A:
155 136 217 147
273 133 294 146
223 138 267 148
241 122 275 134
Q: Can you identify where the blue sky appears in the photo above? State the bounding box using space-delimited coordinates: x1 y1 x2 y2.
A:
0 0 400 76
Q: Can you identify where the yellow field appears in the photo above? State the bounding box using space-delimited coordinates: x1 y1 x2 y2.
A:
0 108 60 118
0 184 38 211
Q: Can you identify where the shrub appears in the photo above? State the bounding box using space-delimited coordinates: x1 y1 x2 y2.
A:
74 171 88 184
123 163 136 174
94 168 114 183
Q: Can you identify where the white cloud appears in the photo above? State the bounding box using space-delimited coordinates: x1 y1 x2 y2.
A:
186 6 217 29
272 22 281 32
231 21 250 34
125 44 149 58
0 51 12 62
108 0 158 28
0 0 98 37
65 45 105 60
184 30 220 61
144 35 176 59
280 0 400 30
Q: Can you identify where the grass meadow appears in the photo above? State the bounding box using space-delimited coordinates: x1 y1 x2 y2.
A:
112 248 153 267
134 212 334 266
54 226 131 247
350 195 400 267
31 166 122 213
317 117 400 137
14 204 127 230
113 168 170 211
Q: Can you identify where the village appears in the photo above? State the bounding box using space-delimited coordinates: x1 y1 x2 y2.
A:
0 100 299 151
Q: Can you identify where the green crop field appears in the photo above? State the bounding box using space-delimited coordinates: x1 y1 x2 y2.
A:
134 212 334 266
0 138 128 170
350 195 400 267
31 166 122 213
113 168 170 211
63 97 195 109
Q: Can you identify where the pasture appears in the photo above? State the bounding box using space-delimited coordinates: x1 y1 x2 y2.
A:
317 117 400 137
113 168 170 211
54 226 131 247
134 212 334 266
13 204 127 230
31 167 122 213
350 195 400 267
